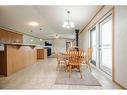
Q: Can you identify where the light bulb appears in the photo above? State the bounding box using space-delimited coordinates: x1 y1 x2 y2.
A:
30 39 33 42
55 36 59 39
62 24 66 27
62 20 75 29
40 39 42 41
62 21 68 27
28 21 39 26
70 22 75 27
71 24 75 27
66 25 70 29
64 21 68 25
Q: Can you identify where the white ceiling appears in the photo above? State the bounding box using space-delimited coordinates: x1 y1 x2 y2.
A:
0 6 102 39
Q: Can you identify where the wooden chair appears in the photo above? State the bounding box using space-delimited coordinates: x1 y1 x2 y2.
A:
56 52 66 70
68 50 84 79
64 51 70 69
82 48 93 72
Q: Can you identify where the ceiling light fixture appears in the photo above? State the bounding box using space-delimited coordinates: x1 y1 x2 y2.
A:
28 21 39 27
62 11 75 29
40 39 42 41
55 34 60 39
30 39 33 42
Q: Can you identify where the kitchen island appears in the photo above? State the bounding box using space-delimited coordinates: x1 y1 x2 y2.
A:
0 43 36 76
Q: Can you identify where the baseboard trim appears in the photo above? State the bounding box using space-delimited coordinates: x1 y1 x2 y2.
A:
113 80 126 89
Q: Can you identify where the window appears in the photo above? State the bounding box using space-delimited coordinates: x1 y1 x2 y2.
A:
90 27 97 66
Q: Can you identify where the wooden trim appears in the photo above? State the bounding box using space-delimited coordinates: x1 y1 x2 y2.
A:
112 7 115 82
4 44 7 76
0 51 5 75
113 80 126 89
79 6 104 35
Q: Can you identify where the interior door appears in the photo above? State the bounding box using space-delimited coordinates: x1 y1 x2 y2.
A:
99 15 112 76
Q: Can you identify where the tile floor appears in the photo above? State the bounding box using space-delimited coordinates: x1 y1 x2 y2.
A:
0 58 121 89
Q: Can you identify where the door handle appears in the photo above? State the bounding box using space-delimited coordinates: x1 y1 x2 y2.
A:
98 45 102 51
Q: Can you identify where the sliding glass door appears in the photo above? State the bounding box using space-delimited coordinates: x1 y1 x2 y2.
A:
99 15 112 76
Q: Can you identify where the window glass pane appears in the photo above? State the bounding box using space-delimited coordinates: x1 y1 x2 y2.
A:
101 19 112 69
90 28 96 63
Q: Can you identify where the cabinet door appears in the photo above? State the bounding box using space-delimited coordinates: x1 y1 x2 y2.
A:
0 29 6 42
16 33 23 43
0 30 3 42
0 28 23 43
37 49 44 59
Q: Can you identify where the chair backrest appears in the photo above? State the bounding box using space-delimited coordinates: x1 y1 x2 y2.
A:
86 48 93 61
68 50 84 65
56 51 66 61
56 51 61 60
56 52 59 60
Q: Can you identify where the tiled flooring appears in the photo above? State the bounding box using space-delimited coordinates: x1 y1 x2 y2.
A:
0 58 121 89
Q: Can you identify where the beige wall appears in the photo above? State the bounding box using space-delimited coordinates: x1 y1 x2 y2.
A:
79 6 127 88
79 30 89 52
114 6 127 88
53 39 66 53
42 39 66 53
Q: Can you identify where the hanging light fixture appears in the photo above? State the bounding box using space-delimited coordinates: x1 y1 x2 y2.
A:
55 34 60 39
62 11 75 29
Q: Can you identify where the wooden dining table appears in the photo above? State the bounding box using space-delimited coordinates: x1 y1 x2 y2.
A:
61 51 85 72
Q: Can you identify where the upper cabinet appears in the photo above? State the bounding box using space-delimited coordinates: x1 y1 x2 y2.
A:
0 28 23 43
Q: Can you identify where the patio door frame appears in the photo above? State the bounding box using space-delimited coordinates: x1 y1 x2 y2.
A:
97 9 115 78
99 14 112 76
88 9 115 80
89 26 97 66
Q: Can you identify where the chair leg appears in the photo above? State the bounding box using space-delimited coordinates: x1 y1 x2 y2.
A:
57 61 60 71
65 61 69 72
69 65 71 78
88 61 92 72
79 66 83 79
